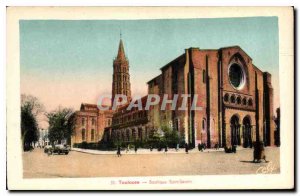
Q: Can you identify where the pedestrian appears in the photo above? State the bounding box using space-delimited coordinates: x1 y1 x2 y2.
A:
253 141 267 163
176 143 179 152
117 146 121 157
126 144 129 153
164 145 168 154
185 143 189 154
150 145 153 152
134 145 137 153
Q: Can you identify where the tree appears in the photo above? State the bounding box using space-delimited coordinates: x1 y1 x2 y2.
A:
148 128 164 148
160 125 180 147
21 94 44 151
46 107 75 145
21 94 44 116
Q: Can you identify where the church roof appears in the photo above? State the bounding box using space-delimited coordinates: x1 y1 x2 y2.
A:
116 39 126 61
80 103 98 111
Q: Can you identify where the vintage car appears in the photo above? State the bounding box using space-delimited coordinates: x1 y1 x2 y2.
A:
44 145 53 153
52 144 70 155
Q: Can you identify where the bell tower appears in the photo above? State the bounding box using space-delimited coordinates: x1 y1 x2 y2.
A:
111 34 132 106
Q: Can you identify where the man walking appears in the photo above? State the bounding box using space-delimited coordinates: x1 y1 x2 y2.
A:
185 143 189 154
134 145 138 153
117 145 122 157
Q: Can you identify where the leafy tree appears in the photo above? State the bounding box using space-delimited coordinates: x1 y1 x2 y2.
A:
148 128 164 148
161 125 180 147
46 107 75 145
21 94 44 151
21 104 39 151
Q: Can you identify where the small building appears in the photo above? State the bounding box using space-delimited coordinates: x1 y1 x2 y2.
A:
71 103 113 146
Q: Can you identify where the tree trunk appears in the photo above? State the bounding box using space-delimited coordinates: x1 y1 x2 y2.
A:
21 131 27 151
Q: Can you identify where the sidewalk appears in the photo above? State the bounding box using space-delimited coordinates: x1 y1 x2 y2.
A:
71 147 245 155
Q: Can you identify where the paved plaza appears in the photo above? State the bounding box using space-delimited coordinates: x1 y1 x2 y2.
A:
23 147 280 178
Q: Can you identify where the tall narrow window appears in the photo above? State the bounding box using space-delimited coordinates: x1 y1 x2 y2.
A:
202 118 206 130
82 129 85 141
203 70 206 83
91 129 95 141
81 118 85 126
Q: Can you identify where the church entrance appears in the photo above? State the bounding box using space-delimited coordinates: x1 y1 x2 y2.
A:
230 115 241 146
242 116 252 148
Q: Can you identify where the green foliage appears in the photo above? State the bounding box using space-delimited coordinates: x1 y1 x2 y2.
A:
99 140 116 150
46 107 75 145
21 94 44 151
147 125 184 149
21 102 39 151
160 125 181 148
74 141 116 151
113 139 123 147
72 124 186 151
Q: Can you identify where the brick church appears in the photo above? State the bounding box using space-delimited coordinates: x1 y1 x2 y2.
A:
71 38 275 148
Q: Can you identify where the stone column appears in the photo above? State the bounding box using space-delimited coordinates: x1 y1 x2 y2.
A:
241 125 245 147
129 129 132 142
133 127 138 141
141 127 145 141
239 124 243 146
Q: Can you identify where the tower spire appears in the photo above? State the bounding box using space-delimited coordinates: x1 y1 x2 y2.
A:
112 36 131 106
117 34 126 61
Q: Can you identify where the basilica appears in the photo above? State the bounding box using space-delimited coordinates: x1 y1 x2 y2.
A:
71 38 275 148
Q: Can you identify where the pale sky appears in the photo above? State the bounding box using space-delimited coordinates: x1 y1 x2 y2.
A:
20 17 279 128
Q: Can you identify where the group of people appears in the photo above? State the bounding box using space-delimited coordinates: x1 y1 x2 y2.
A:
117 145 138 157
116 142 268 164
116 143 191 157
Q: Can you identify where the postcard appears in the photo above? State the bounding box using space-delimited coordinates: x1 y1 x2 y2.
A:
6 6 294 190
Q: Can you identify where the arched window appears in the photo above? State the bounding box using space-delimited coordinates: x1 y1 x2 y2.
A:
224 93 229 102
242 98 247 105
230 95 236 103
91 129 95 141
248 98 253 106
203 70 206 83
82 129 86 141
237 96 242 104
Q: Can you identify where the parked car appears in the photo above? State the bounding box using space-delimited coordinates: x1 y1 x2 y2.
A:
44 145 53 153
52 144 70 155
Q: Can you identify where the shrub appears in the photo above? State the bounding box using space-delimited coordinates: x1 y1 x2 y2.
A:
97 140 116 150
198 143 206 151
81 141 88 149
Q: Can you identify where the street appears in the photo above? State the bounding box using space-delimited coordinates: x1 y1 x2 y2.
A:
23 147 280 178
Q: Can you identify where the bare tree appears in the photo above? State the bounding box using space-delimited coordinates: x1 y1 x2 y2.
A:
21 94 45 116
